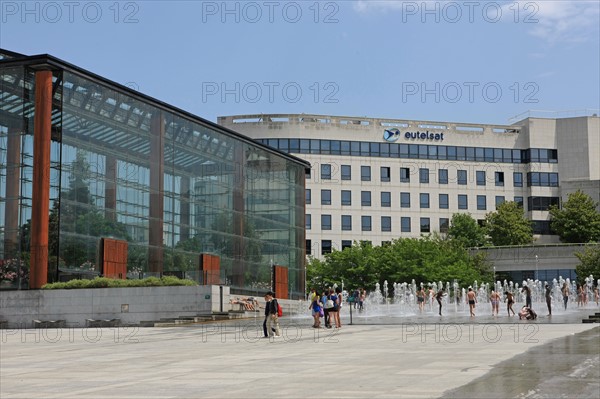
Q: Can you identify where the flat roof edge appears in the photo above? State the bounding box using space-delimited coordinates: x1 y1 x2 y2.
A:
0 50 310 168
217 113 520 131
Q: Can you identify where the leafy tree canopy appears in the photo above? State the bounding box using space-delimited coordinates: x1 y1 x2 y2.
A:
307 236 492 293
574 246 600 285
550 190 600 243
485 201 533 246
447 213 488 248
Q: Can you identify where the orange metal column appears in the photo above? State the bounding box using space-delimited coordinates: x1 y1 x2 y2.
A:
180 176 190 241
30 71 53 289
105 155 117 221
3 127 21 258
148 112 164 274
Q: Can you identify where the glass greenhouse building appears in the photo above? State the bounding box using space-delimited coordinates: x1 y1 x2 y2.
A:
0 49 309 298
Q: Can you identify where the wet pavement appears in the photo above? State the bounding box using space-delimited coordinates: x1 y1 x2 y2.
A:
441 327 600 398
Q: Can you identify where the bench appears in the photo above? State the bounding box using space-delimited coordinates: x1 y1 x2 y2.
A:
33 319 66 328
85 318 121 327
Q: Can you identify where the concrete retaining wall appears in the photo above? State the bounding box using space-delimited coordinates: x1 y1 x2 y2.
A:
0 285 230 328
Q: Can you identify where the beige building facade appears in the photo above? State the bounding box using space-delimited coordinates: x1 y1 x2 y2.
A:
219 113 599 262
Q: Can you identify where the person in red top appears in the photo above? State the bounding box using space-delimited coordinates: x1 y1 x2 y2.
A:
265 292 281 338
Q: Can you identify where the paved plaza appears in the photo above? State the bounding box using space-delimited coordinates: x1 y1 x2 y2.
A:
1 307 599 399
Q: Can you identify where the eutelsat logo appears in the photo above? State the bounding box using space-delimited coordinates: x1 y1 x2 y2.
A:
383 128 401 142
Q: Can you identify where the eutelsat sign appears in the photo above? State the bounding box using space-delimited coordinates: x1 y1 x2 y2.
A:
383 128 444 142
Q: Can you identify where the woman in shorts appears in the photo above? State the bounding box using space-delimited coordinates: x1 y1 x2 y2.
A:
309 291 322 328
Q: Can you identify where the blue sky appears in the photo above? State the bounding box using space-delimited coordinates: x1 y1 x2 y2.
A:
1 0 599 125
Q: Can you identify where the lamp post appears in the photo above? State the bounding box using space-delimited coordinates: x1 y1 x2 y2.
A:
535 255 539 282
493 266 496 291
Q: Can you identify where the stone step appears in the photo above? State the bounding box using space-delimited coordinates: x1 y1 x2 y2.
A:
141 310 258 327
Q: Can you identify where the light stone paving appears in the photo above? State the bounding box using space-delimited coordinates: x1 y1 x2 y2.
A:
1 319 598 399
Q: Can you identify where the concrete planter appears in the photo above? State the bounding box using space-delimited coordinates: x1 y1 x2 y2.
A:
0 285 230 328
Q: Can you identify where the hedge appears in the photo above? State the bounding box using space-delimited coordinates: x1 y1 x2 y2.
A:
42 276 197 289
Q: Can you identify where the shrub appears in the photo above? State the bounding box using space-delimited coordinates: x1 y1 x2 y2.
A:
42 276 198 289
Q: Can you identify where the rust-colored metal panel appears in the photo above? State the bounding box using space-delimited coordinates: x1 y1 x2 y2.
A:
30 71 53 289
209 255 221 285
199 253 220 285
3 127 21 258
273 265 289 299
101 238 128 279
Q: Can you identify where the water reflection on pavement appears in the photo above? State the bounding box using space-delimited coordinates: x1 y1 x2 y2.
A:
441 326 600 399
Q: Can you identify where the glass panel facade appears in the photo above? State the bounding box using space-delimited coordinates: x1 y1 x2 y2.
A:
260 138 558 165
0 64 306 296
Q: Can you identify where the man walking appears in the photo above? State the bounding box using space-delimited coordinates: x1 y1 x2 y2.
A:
265 292 281 338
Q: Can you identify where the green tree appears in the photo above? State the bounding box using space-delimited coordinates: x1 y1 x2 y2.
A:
485 201 533 246
307 237 492 293
550 190 600 243
574 246 600 285
447 213 488 248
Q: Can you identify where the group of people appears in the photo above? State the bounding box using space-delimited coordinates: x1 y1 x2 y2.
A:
350 288 367 311
415 286 477 317
575 283 600 307
229 297 259 311
308 288 343 329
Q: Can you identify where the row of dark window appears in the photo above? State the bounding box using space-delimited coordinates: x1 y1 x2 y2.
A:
307 220 554 255
259 138 558 164
312 165 559 188
307 191 527 210
307 215 445 233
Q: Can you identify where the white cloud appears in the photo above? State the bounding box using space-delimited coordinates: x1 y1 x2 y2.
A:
504 1 600 44
353 1 600 43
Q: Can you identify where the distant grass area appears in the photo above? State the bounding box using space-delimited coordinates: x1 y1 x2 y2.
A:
42 276 198 289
